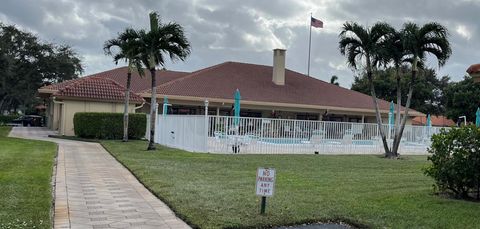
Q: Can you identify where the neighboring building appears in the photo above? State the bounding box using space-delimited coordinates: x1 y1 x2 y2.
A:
38 77 145 136
39 49 424 136
412 115 455 127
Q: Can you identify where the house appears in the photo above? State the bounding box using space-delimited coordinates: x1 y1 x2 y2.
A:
412 115 455 127
38 77 145 135
39 49 424 136
140 49 423 122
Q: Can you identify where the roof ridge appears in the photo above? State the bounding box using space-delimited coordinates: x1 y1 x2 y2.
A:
91 66 190 77
40 77 80 90
88 66 129 77
57 76 93 93
52 76 144 102
139 62 231 93
87 77 145 100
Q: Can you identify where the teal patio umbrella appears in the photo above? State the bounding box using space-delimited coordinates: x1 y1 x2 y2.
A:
234 89 241 126
388 101 394 139
426 114 431 127
426 114 432 137
389 101 395 126
162 96 169 116
476 108 480 127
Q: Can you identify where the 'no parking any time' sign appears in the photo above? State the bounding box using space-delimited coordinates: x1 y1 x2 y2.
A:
256 168 276 197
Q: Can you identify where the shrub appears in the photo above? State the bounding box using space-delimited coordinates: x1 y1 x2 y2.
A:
0 115 20 126
73 112 146 140
424 125 480 200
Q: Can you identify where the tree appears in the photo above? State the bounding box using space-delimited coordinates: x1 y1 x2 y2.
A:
340 21 451 158
390 22 451 157
104 28 144 142
444 75 480 123
329 75 339 86
0 23 83 114
351 66 450 115
136 12 191 150
339 21 395 157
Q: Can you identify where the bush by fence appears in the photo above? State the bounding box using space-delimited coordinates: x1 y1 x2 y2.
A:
424 125 480 200
0 115 20 125
74 112 146 139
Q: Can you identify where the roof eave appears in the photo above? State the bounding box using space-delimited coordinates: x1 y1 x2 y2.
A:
141 94 424 117
53 96 145 104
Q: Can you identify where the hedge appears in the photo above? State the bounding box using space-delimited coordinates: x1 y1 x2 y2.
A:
0 115 20 126
424 125 480 200
73 112 146 140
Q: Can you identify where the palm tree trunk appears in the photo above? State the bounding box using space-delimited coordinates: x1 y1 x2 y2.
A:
392 67 402 157
392 61 417 155
123 63 132 142
369 77 391 157
366 59 391 157
147 67 157 150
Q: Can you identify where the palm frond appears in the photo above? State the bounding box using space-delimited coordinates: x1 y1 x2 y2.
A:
401 21 451 67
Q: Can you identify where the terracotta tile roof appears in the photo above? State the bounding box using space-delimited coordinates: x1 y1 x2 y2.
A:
52 77 145 103
41 78 80 91
412 115 455 127
41 67 189 93
467 63 480 74
148 61 420 114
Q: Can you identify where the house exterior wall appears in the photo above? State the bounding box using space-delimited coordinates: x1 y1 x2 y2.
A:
52 99 136 136
46 100 62 130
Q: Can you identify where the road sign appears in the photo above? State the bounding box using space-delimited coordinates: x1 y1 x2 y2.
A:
256 167 276 197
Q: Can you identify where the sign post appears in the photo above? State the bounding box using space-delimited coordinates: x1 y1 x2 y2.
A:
256 167 276 215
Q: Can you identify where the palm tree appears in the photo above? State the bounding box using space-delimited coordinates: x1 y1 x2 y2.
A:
137 12 191 150
329 75 340 86
339 21 395 157
375 29 406 157
104 28 144 142
390 22 451 155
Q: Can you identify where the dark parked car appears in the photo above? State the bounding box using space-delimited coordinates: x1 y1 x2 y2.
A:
12 115 44 127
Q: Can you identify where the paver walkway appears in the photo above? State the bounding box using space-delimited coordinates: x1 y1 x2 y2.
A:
10 127 190 229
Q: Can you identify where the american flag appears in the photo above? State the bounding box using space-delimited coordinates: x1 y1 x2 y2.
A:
311 17 323 28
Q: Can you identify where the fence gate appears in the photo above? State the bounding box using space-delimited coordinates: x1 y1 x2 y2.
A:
151 115 207 152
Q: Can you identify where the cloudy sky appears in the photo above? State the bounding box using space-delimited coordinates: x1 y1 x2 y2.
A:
1 0 478 87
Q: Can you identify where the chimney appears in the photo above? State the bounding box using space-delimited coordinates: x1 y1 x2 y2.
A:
272 49 286 85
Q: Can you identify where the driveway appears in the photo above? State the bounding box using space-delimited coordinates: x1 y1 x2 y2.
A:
10 127 190 229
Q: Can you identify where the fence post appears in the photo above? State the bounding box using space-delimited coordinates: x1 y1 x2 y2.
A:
204 100 209 152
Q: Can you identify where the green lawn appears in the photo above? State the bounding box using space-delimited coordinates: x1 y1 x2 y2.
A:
0 127 56 228
102 140 480 229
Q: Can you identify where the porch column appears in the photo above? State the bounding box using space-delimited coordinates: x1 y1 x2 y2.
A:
216 107 220 116
362 115 365 123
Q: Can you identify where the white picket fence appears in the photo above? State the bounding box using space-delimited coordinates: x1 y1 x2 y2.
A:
146 115 447 155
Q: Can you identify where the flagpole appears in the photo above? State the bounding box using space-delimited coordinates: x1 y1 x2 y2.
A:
307 12 312 77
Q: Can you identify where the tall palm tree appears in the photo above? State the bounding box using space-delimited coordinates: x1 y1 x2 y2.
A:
390 22 451 155
137 12 191 150
376 29 406 157
339 21 395 157
104 28 144 142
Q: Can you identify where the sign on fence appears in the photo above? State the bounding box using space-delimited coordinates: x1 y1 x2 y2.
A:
256 167 276 197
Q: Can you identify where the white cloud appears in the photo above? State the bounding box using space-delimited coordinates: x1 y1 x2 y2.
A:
456 24 472 40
